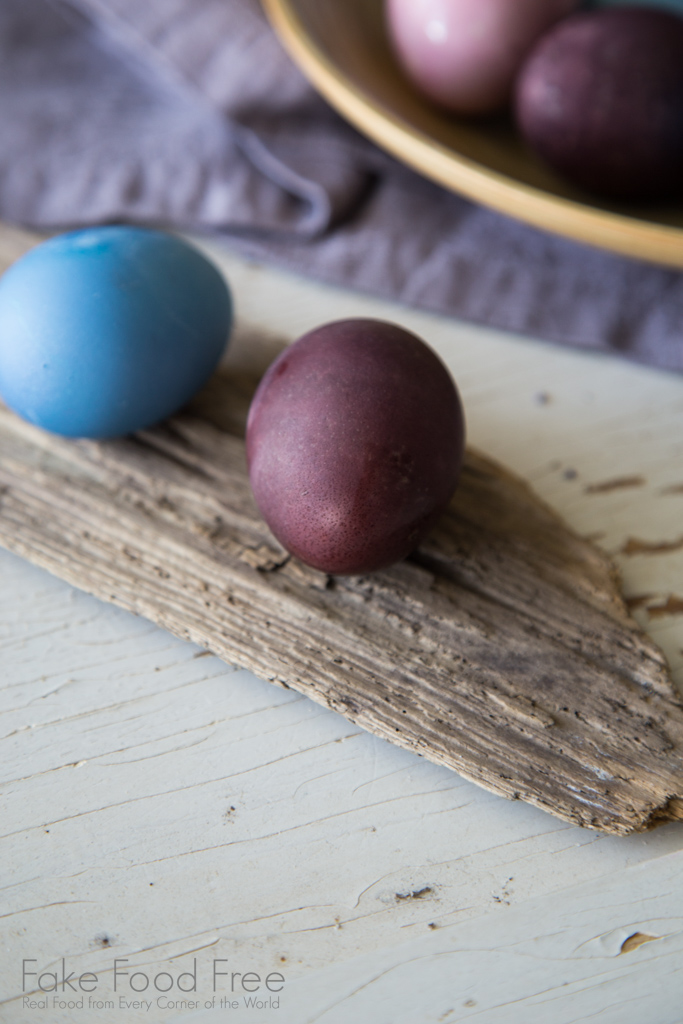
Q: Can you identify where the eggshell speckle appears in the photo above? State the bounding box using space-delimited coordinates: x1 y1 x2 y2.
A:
386 0 580 114
246 319 465 576
515 7 683 200
0 226 232 438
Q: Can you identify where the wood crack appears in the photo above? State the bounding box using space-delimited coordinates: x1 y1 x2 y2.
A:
1 375 682 835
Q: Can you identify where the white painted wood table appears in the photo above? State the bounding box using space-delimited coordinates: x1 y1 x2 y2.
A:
1 223 683 1024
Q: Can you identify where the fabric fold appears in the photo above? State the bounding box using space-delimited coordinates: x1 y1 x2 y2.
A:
1 0 372 236
0 0 680 371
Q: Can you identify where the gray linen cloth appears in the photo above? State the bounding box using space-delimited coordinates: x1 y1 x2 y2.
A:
1 0 682 371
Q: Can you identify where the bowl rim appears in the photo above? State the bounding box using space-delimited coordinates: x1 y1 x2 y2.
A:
263 0 683 269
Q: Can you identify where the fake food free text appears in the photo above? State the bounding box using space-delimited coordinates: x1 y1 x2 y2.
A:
22 957 285 995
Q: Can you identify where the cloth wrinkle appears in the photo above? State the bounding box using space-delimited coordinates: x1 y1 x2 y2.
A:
0 0 681 371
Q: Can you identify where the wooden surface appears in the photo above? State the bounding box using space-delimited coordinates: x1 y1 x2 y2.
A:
263 0 683 268
2 222 683 1022
1 370 682 834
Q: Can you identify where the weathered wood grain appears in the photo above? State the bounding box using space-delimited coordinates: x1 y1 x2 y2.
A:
0 370 682 835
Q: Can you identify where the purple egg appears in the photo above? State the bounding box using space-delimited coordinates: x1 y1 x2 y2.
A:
386 0 579 115
246 319 465 576
515 7 683 200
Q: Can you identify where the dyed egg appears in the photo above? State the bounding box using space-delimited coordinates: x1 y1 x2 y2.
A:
386 0 579 115
0 226 232 438
246 319 465 576
515 8 683 200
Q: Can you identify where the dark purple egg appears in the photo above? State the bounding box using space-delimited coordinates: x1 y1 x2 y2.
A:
246 319 465 575
515 7 683 201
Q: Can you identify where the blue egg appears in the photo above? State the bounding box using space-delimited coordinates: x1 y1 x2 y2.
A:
0 226 232 438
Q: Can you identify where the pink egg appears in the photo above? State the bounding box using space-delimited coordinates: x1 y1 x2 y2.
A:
386 0 580 115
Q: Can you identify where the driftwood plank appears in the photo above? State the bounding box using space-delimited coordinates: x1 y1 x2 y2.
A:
1 369 682 835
